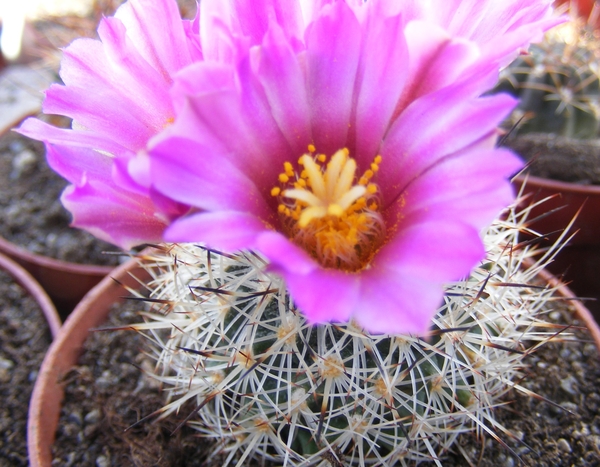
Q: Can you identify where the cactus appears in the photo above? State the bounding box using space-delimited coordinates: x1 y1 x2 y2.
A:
495 19 600 139
127 202 568 467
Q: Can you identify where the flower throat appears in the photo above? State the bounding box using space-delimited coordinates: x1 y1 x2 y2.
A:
271 146 385 271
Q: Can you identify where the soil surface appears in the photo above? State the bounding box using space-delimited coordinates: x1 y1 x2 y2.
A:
51 300 214 467
49 293 600 466
444 300 600 467
503 132 600 185
0 127 121 265
0 269 53 467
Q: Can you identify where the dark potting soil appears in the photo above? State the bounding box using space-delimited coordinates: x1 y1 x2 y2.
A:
503 132 600 186
51 294 600 466
444 299 600 467
0 269 53 467
51 300 215 467
0 127 121 266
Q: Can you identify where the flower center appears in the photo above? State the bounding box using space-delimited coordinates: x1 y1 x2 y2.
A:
271 146 385 272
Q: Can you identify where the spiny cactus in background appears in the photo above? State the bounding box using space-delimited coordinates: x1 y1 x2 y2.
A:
127 203 569 467
496 19 600 138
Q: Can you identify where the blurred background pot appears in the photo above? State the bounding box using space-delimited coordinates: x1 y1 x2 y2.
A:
513 172 600 323
0 236 114 319
0 250 60 337
0 250 60 466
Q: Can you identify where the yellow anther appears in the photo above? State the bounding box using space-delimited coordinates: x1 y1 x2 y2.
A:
271 187 281 197
367 184 377 195
342 148 350 156
295 179 307 188
308 144 316 153
374 155 382 164
364 170 374 180
279 173 290 183
370 162 380 172
317 154 327 163
278 204 286 213
300 170 308 179
284 162 294 177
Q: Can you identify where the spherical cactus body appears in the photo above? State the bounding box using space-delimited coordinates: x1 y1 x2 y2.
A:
496 20 600 139
131 207 563 466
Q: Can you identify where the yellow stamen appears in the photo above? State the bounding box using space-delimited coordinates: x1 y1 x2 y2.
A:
273 148 384 271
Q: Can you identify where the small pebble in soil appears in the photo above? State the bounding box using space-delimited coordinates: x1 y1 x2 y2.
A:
560 375 578 396
557 438 571 453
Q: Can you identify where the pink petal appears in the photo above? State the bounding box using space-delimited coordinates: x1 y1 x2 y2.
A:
229 0 304 46
397 21 480 113
257 23 312 155
379 88 517 203
45 143 168 249
396 147 523 228
169 61 282 179
305 1 362 155
271 264 359 324
441 0 556 43
44 143 113 186
352 7 408 161
354 266 445 335
164 211 272 252
114 0 201 76
373 220 485 282
255 231 317 275
62 181 166 249
18 118 128 157
149 135 272 218
198 0 243 63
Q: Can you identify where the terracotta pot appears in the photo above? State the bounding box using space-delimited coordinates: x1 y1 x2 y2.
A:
27 253 600 467
0 236 115 317
0 250 61 338
27 252 151 467
513 174 600 247
513 174 600 322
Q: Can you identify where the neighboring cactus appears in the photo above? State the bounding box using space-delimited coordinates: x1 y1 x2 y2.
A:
496 19 600 138
128 204 567 467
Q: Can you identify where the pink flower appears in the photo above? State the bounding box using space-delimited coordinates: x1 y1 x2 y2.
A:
144 0 558 333
18 0 200 248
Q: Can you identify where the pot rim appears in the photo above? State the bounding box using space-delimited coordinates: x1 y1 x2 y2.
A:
27 252 150 467
514 173 600 195
0 250 61 338
0 235 115 276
